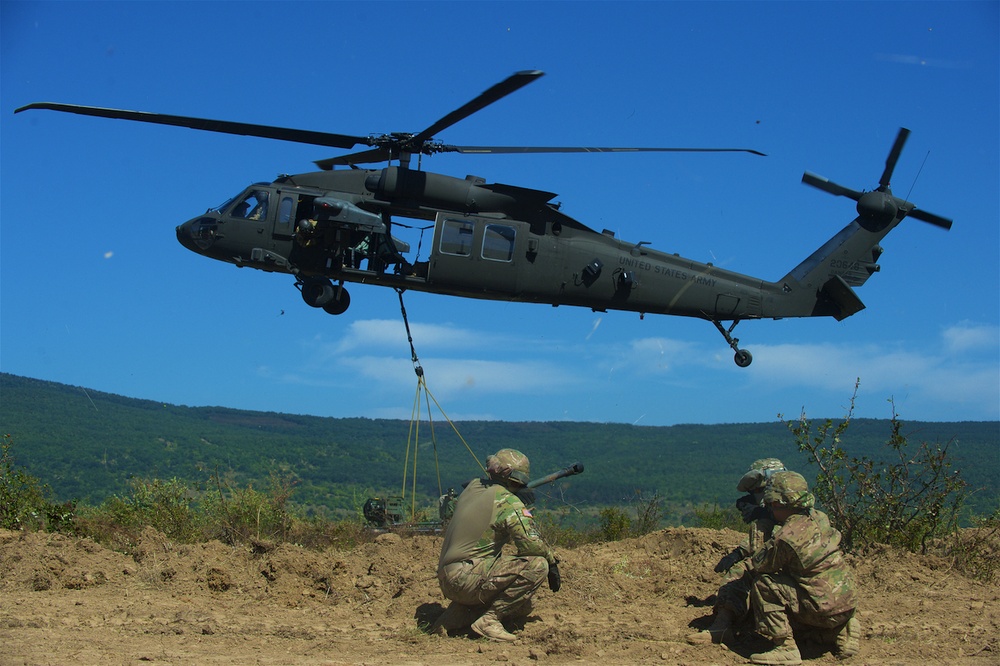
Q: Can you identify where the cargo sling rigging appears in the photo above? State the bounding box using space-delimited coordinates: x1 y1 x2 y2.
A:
395 288 483 522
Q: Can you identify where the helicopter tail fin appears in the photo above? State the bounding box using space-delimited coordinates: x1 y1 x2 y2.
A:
772 128 954 322
776 218 892 320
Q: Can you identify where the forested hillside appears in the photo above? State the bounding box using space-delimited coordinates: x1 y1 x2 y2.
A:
2 373 997 521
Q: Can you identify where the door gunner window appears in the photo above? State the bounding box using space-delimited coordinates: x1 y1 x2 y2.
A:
440 219 474 256
482 224 515 262
277 196 294 234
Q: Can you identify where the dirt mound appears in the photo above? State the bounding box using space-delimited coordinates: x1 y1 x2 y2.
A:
1 527 996 664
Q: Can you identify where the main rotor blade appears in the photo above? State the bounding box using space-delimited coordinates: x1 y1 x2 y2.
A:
15 102 370 150
879 127 911 190
444 145 767 156
315 144 766 169
407 70 545 147
908 207 953 230
802 171 863 200
315 147 392 170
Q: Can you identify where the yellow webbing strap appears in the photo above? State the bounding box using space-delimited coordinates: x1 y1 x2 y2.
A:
396 288 485 521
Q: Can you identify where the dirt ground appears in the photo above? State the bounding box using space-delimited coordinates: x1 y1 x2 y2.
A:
1 526 996 666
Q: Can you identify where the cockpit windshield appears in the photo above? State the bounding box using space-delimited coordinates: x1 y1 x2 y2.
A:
232 189 269 221
208 183 272 216
208 194 240 215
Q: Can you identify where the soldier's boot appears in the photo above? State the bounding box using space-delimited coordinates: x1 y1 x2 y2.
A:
685 607 736 645
503 598 534 623
428 602 480 637
470 610 517 642
833 616 860 658
750 637 802 665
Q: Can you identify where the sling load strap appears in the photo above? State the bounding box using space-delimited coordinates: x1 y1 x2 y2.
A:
395 289 485 520
396 288 423 378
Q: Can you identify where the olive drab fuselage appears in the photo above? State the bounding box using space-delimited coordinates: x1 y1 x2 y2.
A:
179 166 788 320
175 157 933 368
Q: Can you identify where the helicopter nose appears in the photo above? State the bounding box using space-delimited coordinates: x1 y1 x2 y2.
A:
176 216 218 253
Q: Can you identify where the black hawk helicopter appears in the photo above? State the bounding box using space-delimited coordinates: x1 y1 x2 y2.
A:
15 71 952 367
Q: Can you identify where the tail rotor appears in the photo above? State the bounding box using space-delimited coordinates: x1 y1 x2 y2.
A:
802 128 953 231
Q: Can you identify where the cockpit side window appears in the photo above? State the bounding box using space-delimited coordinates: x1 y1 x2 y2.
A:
233 190 270 221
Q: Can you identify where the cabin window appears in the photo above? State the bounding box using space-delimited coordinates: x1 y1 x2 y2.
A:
278 196 294 228
440 219 474 256
482 224 516 262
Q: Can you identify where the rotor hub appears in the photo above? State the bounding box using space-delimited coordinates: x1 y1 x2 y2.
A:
856 191 898 229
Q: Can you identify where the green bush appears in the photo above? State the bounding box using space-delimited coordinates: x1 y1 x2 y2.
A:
632 491 663 536
592 491 664 542
87 477 202 544
784 381 968 553
693 504 746 532
202 471 294 546
598 506 632 541
0 433 77 532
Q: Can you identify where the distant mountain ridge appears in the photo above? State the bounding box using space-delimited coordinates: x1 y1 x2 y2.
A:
2 372 997 520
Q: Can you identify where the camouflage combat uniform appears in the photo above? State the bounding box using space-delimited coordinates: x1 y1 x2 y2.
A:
437 477 556 619
750 503 857 641
715 458 785 618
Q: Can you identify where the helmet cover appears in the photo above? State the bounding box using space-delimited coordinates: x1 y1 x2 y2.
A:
736 458 787 492
486 448 530 486
762 471 815 509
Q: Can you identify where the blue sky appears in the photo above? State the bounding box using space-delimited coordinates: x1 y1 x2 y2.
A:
2 1 998 427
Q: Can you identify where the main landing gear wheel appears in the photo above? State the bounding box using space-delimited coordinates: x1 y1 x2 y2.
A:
712 319 754 368
301 278 335 308
322 288 350 315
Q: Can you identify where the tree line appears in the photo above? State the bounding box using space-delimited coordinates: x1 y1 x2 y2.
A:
1 372 997 522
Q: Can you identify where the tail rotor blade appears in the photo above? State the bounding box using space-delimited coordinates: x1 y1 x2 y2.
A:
802 171 863 201
908 208 953 230
879 127 911 190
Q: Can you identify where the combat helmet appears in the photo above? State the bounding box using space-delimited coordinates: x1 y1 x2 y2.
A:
763 471 815 509
736 457 786 493
486 448 530 486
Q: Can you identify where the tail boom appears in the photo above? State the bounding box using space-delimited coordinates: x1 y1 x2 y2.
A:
763 216 898 320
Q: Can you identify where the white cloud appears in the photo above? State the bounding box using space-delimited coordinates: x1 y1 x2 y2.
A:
731 330 999 419
273 316 999 423
329 318 510 354
942 321 1000 354
601 336 705 376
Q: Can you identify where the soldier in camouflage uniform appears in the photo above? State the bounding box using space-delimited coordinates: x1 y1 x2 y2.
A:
688 458 785 646
748 471 860 665
433 448 560 642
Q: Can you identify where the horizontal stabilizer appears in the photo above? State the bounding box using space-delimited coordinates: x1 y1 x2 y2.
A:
817 275 866 321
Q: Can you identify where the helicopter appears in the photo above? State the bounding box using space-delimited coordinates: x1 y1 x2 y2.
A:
15 70 952 367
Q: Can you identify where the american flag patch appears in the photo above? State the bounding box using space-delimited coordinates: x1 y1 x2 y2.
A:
521 508 533 518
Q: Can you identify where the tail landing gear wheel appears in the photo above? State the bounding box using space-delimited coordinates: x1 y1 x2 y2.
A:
322 288 351 315
301 279 335 308
734 349 753 367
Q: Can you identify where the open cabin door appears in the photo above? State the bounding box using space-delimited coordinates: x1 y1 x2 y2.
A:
428 213 527 296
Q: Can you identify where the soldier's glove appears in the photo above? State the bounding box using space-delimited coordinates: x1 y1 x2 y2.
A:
515 487 536 507
547 561 561 592
736 493 768 523
714 547 746 573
